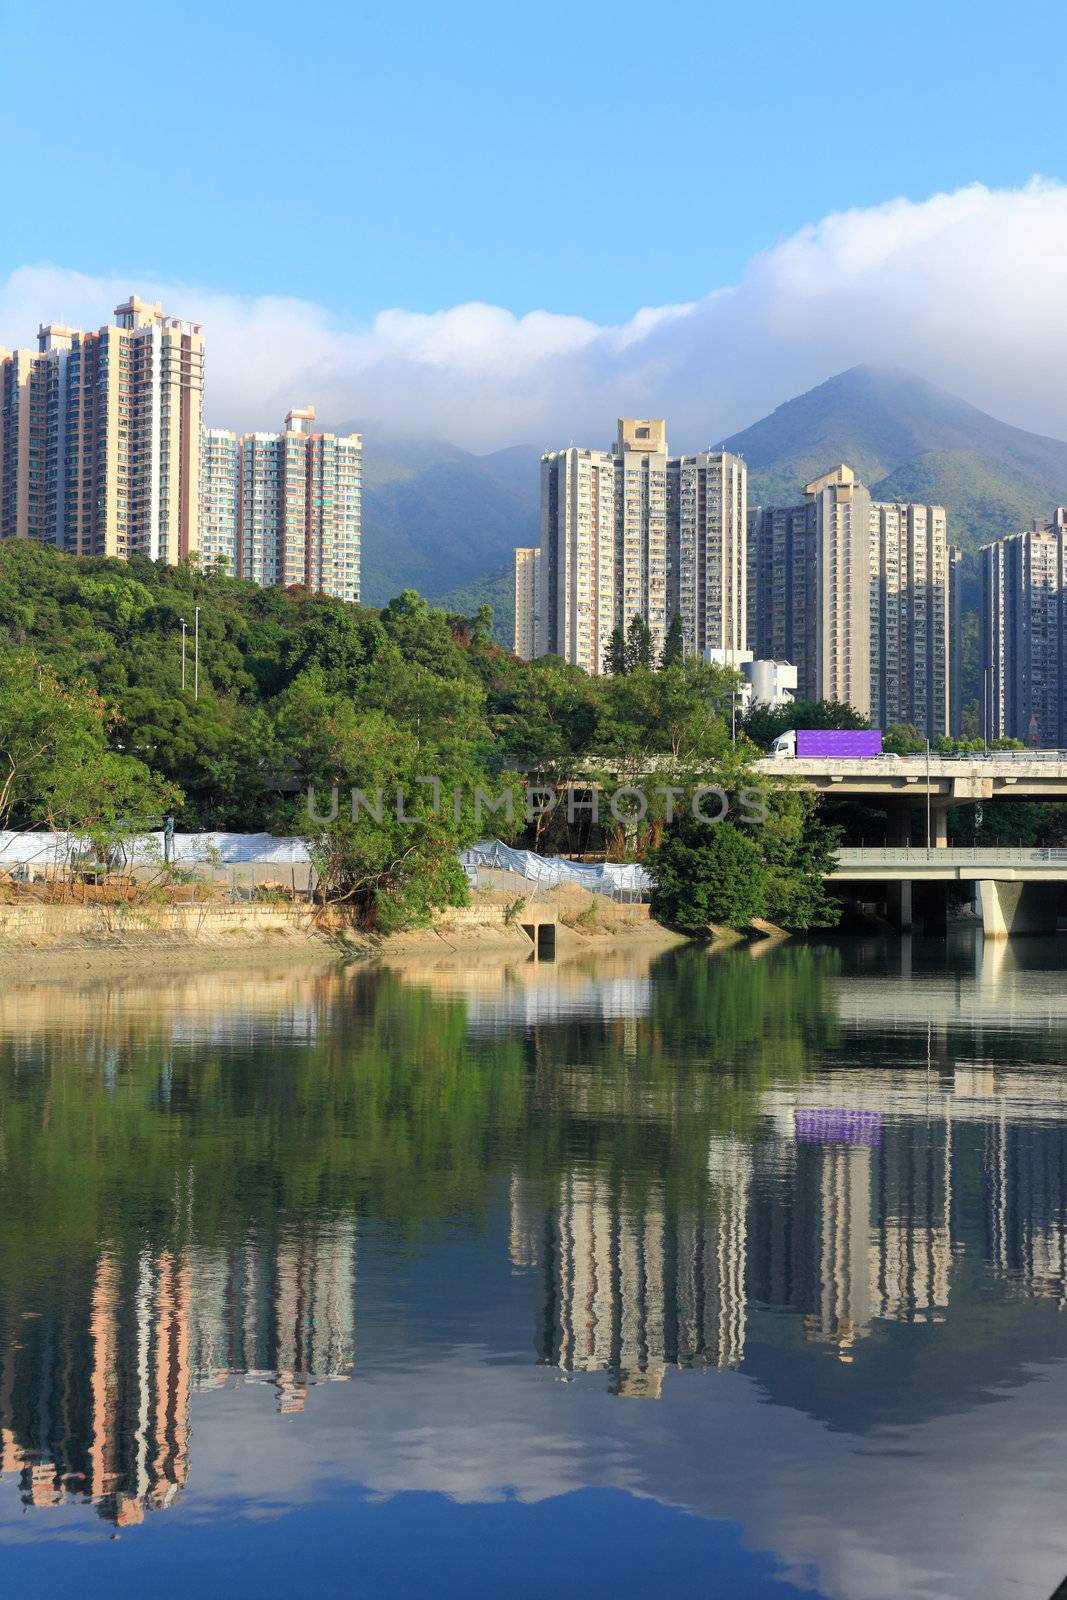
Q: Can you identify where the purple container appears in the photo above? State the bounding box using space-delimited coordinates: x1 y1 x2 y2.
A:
795 729 884 758
795 1108 883 1146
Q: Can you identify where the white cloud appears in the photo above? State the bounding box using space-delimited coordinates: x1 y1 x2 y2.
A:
2 180 1066 452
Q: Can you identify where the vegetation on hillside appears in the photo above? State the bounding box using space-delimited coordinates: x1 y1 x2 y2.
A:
0 541 841 932
356 434 537 606
432 565 513 646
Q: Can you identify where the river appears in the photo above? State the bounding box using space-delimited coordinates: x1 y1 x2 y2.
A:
1 933 1066 1598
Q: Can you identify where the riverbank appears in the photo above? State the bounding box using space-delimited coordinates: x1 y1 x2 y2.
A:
0 890 688 978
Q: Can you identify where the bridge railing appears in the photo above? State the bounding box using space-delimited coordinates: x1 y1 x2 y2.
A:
835 846 1067 867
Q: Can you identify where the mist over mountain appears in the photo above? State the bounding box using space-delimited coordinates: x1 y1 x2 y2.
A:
340 367 1067 620
720 365 1067 550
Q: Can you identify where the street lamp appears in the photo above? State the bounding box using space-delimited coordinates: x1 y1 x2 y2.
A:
179 617 187 692
194 605 200 702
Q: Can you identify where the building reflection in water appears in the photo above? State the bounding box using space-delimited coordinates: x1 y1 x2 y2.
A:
514 1134 752 1397
515 1064 1067 1388
2 948 1067 1532
0 1220 356 1525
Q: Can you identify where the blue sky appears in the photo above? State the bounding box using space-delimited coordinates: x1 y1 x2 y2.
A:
2 0 1067 447
2 0 1064 323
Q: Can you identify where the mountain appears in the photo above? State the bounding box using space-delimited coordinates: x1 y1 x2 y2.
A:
328 424 538 607
719 366 1067 555
338 368 1067 633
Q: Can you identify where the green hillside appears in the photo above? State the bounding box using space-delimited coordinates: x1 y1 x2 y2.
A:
327 425 538 606
432 566 514 647
343 368 1067 645
720 366 1067 554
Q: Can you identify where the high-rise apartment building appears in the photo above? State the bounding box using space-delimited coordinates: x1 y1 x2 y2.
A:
538 443 618 673
0 295 204 562
980 515 1067 746
746 500 818 695
810 466 873 718
304 420 362 602
667 450 747 659
199 428 239 572
0 348 44 542
201 408 362 603
749 465 952 733
614 418 669 656
513 546 540 658
869 501 951 739
949 544 963 737
748 466 870 713
237 429 283 587
532 418 746 673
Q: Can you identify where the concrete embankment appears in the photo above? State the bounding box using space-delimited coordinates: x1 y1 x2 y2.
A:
0 880 686 975
0 902 341 976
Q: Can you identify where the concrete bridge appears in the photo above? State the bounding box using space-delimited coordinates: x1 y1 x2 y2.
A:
830 846 1067 936
753 754 1067 846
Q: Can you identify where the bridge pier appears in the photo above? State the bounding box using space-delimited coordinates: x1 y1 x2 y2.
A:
932 805 950 849
885 800 950 847
886 802 911 847
978 880 1060 938
886 879 912 931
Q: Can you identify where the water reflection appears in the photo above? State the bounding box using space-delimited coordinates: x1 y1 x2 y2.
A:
0 938 1066 1597
0 1218 358 1524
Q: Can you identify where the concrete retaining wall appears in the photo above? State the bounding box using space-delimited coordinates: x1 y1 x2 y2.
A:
0 902 323 951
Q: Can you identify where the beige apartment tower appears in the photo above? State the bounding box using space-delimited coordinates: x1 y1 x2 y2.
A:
513 546 540 658
1 295 204 562
808 466 873 718
538 444 618 673
532 417 746 673
613 418 669 657
749 464 951 732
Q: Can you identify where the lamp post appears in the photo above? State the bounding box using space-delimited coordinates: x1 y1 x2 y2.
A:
194 606 200 702
926 738 932 856
179 617 187 691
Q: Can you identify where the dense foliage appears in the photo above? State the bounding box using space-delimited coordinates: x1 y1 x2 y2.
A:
0 540 839 929
647 789 841 934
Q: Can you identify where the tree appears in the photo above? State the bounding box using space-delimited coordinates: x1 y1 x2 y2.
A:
485 655 600 772
742 698 869 750
935 734 1025 754
0 651 180 837
606 626 627 676
624 613 654 672
649 819 768 932
469 603 494 648
598 659 738 764
883 722 927 755
273 677 476 930
660 612 684 670
759 791 842 929
283 603 386 689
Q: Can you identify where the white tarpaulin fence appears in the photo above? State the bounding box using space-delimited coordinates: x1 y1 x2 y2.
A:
460 839 652 892
0 832 649 892
0 831 313 868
